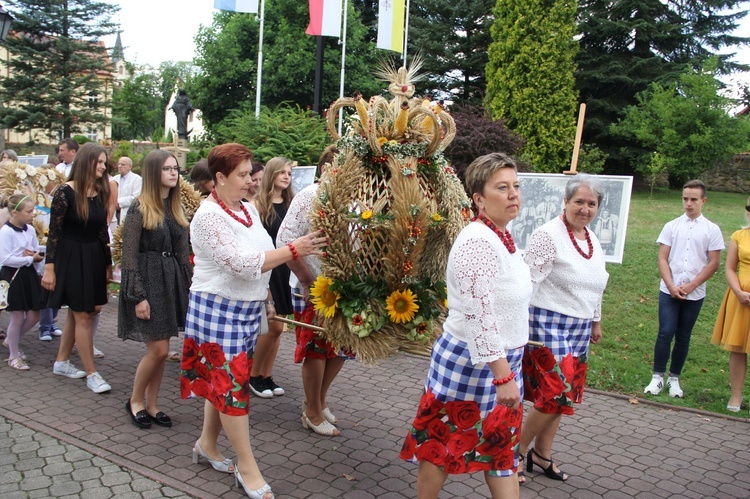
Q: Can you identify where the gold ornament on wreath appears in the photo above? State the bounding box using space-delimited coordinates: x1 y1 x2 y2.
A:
0 161 65 245
111 176 202 263
311 57 471 363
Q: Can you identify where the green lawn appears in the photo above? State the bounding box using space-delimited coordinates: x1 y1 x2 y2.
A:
590 189 749 414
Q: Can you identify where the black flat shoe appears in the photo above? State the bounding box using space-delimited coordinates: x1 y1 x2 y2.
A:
527 448 568 481
148 411 172 427
126 400 151 429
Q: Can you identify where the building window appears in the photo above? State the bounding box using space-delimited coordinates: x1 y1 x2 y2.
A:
87 128 98 142
88 91 99 109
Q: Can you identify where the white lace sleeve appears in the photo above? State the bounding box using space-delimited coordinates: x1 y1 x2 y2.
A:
524 229 556 293
277 186 314 246
453 237 509 362
192 210 266 279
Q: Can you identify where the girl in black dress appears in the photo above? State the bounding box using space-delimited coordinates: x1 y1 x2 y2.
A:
42 143 113 393
119 150 192 429
249 156 294 398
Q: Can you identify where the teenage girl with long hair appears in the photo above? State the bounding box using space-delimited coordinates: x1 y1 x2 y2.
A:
248 157 294 397
119 150 192 428
0 194 44 370
42 143 113 393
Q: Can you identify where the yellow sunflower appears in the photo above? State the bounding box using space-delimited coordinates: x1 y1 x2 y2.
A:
386 288 419 324
432 213 442 222
361 210 373 221
310 276 340 318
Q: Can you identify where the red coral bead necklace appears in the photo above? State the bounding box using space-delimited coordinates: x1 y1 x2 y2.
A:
212 188 253 228
562 213 593 259
473 213 516 254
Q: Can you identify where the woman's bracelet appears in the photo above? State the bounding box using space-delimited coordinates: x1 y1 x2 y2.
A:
287 242 298 260
492 373 516 386
264 300 275 306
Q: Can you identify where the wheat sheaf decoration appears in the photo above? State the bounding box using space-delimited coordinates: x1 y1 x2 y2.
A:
111 177 202 263
311 58 471 363
0 161 65 245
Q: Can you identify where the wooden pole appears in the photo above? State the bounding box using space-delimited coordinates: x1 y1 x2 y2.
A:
565 103 586 175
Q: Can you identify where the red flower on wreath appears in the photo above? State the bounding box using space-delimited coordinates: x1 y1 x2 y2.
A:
446 429 479 457
532 347 558 372
201 342 227 368
181 337 200 371
426 418 451 444
413 389 444 430
444 400 481 430
415 439 448 464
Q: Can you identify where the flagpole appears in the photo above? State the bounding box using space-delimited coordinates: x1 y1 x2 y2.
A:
255 0 266 119
337 0 348 135
402 0 410 67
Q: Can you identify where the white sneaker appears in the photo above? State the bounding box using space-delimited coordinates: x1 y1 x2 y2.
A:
51 327 63 337
667 376 683 398
93 346 104 358
86 372 111 393
53 360 86 379
644 374 664 395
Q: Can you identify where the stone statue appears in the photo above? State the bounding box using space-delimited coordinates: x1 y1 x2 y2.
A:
170 89 194 140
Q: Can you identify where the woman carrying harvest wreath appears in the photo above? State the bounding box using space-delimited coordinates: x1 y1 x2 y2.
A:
400 153 532 499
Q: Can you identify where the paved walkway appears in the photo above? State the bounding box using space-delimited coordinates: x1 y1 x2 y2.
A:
1 302 749 498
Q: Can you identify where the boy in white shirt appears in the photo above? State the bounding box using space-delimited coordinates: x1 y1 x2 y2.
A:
644 180 724 398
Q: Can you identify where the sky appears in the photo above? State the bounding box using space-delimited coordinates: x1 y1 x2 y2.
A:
104 1 750 90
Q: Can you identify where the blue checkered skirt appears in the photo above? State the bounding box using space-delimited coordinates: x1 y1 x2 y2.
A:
400 331 523 477
528 306 591 362
184 291 263 358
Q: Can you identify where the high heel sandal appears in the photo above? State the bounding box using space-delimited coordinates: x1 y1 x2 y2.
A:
192 440 234 473
517 453 526 484
526 448 568 481
301 412 339 436
234 468 274 499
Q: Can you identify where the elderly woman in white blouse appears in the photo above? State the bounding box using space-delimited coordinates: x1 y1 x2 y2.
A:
180 143 326 499
400 153 532 499
518 174 609 482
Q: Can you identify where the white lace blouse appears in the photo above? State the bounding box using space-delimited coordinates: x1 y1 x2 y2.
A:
190 201 273 302
276 183 321 288
442 222 532 364
524 216 609 321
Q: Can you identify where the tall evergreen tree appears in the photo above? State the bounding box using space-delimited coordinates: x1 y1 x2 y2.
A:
110 63 162 141
576 0 749 171
192 1 381 130
407 0 495 103
0 0 119 140
486 0 579 172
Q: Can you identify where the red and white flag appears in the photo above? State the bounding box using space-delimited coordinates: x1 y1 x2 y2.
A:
306 0 343 38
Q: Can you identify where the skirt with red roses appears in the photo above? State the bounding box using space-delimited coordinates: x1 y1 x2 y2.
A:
180 291 263 416
292 288 355 364
523 306 591 416
400 331 524 477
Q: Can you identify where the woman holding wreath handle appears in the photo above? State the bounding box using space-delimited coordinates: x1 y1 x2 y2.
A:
519 174 609 482
180 143 326 499
399 153 532 499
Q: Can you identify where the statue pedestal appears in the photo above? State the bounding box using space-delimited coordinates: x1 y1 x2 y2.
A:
176 139 188 169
